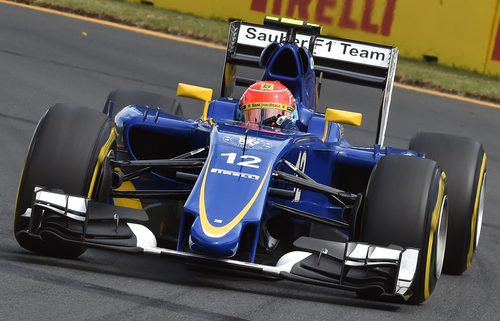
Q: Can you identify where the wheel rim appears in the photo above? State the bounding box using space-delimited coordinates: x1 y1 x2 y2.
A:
475 173 486 248
435 195 448 279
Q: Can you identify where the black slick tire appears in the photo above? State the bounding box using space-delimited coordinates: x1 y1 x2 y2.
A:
14 104 116 258
409 132 486 275
358 155 448 304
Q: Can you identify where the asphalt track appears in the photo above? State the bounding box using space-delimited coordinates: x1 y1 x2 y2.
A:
1 2 500 321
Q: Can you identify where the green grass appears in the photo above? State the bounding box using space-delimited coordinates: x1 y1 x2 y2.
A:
15 0 229 42
397 58 500 102
10 0 500 103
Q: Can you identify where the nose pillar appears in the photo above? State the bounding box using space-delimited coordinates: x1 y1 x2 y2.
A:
188 217 242 257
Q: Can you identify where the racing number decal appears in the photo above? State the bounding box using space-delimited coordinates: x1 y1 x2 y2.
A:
239 155 261 168
221 152 237 164
221 152 262 169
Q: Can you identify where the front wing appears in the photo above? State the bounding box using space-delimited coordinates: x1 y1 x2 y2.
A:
18 189 419 300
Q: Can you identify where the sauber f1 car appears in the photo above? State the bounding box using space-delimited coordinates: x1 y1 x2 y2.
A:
14 17 487 304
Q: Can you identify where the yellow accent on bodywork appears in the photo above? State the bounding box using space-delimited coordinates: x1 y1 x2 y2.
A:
321 121 331 142
325 108 363 126
467 153 487 267
265 16 279 21
223 63 236 88
199 158 271 238
280 17 304 26
176 83 213 121
207 118 216 126
113 173 143 210
87 127 117 198
424 171 446 299
322 108 363 142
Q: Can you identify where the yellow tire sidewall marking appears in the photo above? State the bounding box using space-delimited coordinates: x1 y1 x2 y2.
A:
424 171 446 299
87 127 117 198
466 153 487 267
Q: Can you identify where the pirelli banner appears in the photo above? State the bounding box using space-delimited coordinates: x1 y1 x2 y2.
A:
136 0 500 75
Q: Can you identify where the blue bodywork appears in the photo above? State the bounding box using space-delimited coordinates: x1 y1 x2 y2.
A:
115 42 419 262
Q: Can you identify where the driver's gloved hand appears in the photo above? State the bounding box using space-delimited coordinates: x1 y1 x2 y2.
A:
262 116 278 127
276 115 293 128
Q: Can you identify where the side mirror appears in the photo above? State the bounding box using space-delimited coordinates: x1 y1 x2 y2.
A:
322 108 363 142
176 83 213 120
325 108 363 126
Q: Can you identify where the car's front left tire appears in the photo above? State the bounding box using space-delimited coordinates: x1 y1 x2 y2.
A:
358 155 448 304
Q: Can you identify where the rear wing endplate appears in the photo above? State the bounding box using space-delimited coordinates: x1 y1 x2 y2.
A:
221 19 398 146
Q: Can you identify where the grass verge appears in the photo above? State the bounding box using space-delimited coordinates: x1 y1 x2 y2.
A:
7 0 500 104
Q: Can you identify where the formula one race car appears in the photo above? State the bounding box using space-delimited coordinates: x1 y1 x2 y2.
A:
14 17 487 304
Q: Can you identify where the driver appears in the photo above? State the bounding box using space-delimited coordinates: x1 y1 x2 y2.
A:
239 81 297 129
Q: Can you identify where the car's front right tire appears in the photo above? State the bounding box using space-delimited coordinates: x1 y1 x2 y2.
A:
14 104 116 258
410 132 486 275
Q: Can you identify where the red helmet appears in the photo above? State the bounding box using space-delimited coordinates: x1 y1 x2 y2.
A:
240 81 295 125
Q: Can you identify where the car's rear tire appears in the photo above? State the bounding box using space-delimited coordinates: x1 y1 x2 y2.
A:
358 155 448 304
409 132 486 275
103 89 183 119
14 104 116 258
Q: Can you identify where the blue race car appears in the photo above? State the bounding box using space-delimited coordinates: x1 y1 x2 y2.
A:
14 17 487 304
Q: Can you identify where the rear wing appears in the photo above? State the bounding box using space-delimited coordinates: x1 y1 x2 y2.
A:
221 18 398 146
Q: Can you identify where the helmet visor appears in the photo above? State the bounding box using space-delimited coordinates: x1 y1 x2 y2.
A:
241 102 294 124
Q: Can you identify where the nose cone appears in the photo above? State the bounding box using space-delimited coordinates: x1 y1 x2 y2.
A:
189 217 242 257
